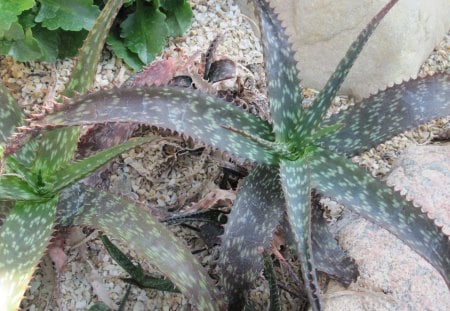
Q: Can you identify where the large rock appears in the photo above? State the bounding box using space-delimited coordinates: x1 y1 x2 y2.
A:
322 145 450 310
236 0 449 99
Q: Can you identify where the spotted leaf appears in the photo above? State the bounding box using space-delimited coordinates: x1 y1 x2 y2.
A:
280 158 321 311
63 0 124 98
255 0 303 142
319 73 450 156
0 83 23 145
298 0 399 138
37 87 277 164
57 183 224 310
219 165 284 308
309 148 450 286
0 175 41 201
0 198 57 311
52 136 156 192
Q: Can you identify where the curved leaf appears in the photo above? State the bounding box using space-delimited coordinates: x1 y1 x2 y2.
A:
309 148 450 286
0 198 57 311
0 175 40 201
219 165 284 308
0 83 23 145
298 0 399 137
57 184 224 310
255 0 303 142
280 158 321 311
53 136 156 192
37 87 277 164
319 73 450 156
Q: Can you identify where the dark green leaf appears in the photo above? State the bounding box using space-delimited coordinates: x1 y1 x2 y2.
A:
57 184 224 310
309 148 450 286
35 0 100 31
280 158 321 311
298 0 399 138
106 32 144 71
320 73 450 156
31 24 59 62
0 198 57 311
255 0 303 143
219 165 284 308
0 83 23 145
160 0 192 37
57 29 88 59
88 302 111 311
263 253 281 311
120 0 167 64
101 235 179 292
37 87 277 164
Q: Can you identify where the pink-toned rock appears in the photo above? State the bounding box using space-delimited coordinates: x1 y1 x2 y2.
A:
386 144 450 235
323 144 450 310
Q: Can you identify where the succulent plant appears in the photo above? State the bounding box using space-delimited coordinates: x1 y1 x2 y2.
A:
6 0 450 310
0 0 221 310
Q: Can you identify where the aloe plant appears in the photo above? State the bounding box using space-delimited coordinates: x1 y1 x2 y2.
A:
0 0 221 310
16 0 450 309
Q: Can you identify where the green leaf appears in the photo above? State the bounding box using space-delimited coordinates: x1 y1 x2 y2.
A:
89 302 111 311
219 165 284 308
254 0 303 143
280 158 321 311
120 0 168 64
35 0 100 31
107 32 144 71
30 24 59 62
320 73 450 156
57 29 88 58
0 83 23 145
0 175 41 201
0 26 42 62
0 198 57 311
63 0 124 97
101 235 179 292
309 148 450 286
160 0 192 37
298 0 399 138
0 0 35 35
53 136 157 192
37 87 277 164
57 183 224 310
263 253 281 311
32 128 81 176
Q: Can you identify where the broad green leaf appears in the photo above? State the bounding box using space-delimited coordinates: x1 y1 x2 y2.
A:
37 87 277 164
57 29 88 58
0 83 23 145
0 175 41 201
101 235 179 292
0 198 57 311
31 24 59 62
309 148 450 286
53 136 157 192
64 0 124 97
0 27 42 62
320 73 450 156
0 0 35 35
32 127 80 176
120 0 168 64
160 0 192 37
219 165 284 308
298 0 399 138
280 158 321 311
35 0 100 31
107 32 144 71
57 184 224 310
255 0 303 143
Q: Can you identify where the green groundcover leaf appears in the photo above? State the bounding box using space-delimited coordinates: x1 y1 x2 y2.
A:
0 0 35 35
120 0 168 64
35 0 100 31
160 0 192 37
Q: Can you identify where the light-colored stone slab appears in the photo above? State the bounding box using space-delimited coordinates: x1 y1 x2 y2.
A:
236 0 450 99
